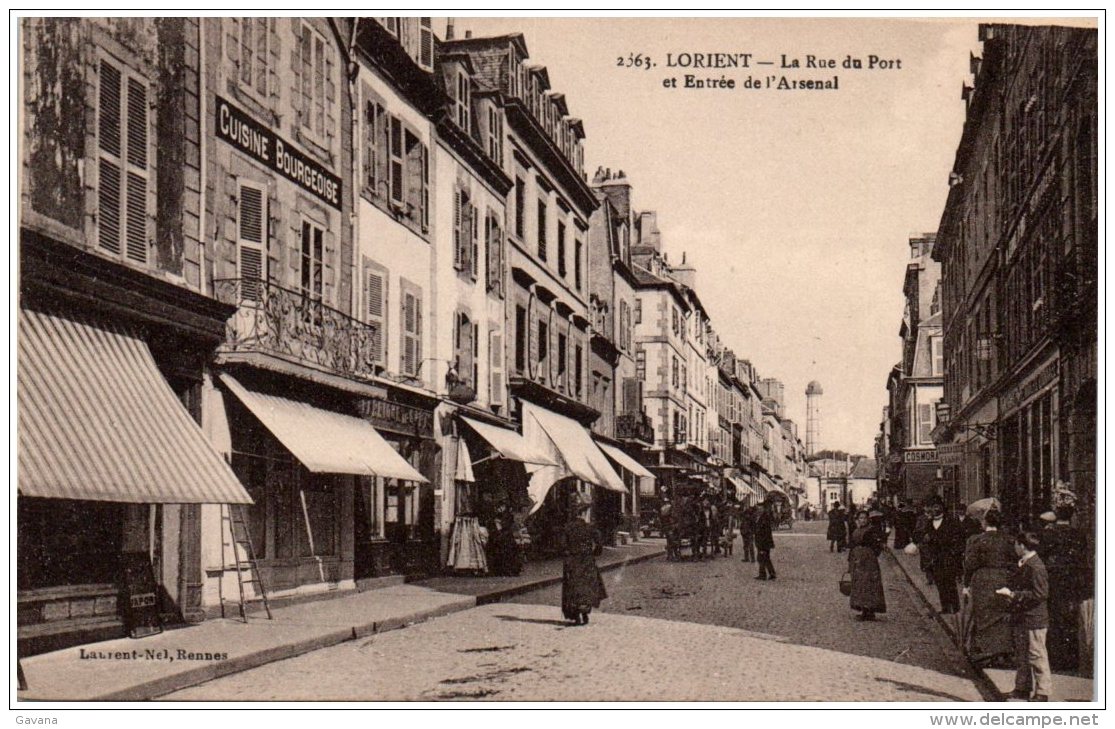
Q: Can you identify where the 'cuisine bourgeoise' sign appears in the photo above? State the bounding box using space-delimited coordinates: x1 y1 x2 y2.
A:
215 96 342 211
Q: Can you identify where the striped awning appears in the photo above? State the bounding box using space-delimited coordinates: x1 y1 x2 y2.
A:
219 374 428 483
595 441 655 480
460 416 558 466
729 476 756 500
18 309 252 504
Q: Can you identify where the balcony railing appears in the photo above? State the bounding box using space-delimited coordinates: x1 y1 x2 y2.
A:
213 278 380 381
615 412 654 444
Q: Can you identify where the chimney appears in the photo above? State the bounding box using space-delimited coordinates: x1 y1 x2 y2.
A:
446 18 455 40
671 251 696 289
591 165 632 220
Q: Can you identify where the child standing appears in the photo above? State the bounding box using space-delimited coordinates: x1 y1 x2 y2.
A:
998 530 1052 702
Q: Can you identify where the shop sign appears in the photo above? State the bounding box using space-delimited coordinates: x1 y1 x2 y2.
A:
357 397 433 436
938 443 965 466
903 449 939 464
215 96 342 211
1002 357 1058 414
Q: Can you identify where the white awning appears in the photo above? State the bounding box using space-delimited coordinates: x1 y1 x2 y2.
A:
460 416 558 466
729 476 756 500
522 402 626 512
595 441 654 479
220 374 428 482
454 439 475 482
758 473 785 497
18 309 252 504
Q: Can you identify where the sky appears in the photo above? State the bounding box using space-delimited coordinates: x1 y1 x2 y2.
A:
450 16 986 455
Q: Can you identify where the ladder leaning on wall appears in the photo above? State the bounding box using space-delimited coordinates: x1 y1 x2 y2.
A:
219 503 273 622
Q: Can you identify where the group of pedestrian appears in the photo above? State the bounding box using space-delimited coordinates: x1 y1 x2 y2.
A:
907 494 1092 702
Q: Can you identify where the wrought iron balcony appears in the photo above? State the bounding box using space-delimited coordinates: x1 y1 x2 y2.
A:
615 411 654 444
213 278 381 381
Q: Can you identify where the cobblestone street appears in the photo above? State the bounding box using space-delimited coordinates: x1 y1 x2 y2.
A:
165 522 985 702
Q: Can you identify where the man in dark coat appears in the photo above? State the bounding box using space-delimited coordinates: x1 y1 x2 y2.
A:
892 501 913 550
827 503 847 552
561 498 606 626
1038 504 1092 671
922 497 966 614
739 505 756 562
754 500 776 580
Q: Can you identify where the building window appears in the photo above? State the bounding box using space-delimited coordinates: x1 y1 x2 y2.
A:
454 70 471 133
514 177 525 239
485 210 503 296
672 356 679 389
671 307 679 336
557 332 567 387
388 116 404 204
400 282 423 377
538 320 549 379
514 305 527 374
454 311 476 390
96 58 150 265
575 344 584 399
574 238 583 291
537 199 547 261
931 336 943 377
557 221 567 277
454 188 478 276
362 97 384 196
681 363 687 393
634 297 642 324
635 347 646 382
231 18 269 99
300 219 324 312
489 328 505 407
298 22 331 141
487 105 503 165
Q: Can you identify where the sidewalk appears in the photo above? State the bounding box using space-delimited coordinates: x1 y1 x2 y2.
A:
888 548 1095 703
19 540 664 702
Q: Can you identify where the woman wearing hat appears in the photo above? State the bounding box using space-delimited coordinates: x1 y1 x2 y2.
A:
962 509 1016 666
848 510 887 620
561 494 607 626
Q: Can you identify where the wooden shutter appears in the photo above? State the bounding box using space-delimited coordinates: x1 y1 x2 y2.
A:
470 203 480 279
420 144 430 229
237 181 267 301
402 292 416 375
364 264 387 364
98 59 148 265
405 128 422 219
389 115 404 203
489 330 504 406
418 18 433 71
453 190 463 270
97 59 123 255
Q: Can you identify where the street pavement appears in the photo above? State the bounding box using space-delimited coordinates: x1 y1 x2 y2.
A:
165 522 986 702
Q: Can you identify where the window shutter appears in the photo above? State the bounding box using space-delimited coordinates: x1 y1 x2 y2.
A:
237 182 267 301
389 115 404 203
420 144 430 229
123 76 148 264
363 99 376 190
414 293 423 370
470 204 480 279
364 267 386 364
472 322 480 392
405 129 422 218
418 18 433 71
489 330 504 406
403 292 415 375
97 60 123 255
453 190 463 270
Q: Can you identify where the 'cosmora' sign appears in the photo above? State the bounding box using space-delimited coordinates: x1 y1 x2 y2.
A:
216 96 342 211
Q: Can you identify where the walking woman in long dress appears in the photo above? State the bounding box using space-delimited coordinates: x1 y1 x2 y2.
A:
848 510 887 621
561 496 607 626
962 509 1017 666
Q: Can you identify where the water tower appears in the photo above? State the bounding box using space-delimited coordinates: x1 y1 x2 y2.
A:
806 380 823 456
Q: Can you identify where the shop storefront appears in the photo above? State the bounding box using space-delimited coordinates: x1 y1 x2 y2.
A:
520 400 627 556
998 353 1061 528
595 439 655 543
210 372 427 602
443 410 557 573
18 243 252 653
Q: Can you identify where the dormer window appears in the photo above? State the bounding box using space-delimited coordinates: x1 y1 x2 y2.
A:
454 70 471 133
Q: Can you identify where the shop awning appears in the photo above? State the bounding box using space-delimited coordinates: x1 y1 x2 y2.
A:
758 473 785 497
460 416 558 466
17 309 252 504
595 441 654 480
220 374 427 482
729 476 756 500
521 402 626 511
